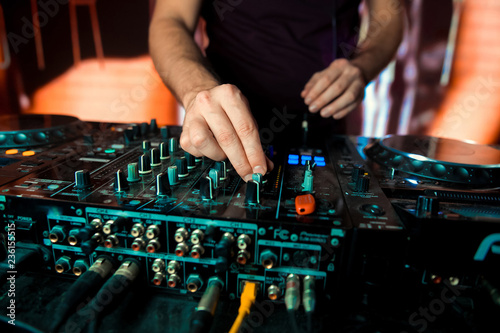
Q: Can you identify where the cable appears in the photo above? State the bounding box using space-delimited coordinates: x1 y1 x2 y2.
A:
303 276 316 333
285 274 301 333
0 315 44 333
80 259 141 333
228 281 259 333
189 278 223 333
48 256 114 333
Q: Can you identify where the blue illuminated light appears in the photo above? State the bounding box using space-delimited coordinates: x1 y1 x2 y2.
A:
288 154 299 160
301 155 312 161
316 161 326 167
314 156 325 162
288 159 299 165
407 179 419 185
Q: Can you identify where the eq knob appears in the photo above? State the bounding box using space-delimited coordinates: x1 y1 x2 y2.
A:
114 169 129 192
159 142 170 160
142 140 151 153
355 174 370 192
140 122 149 137
200 176 213 200
184 152 196 170
169 137 178 153
214 161 228 180
131 124 140 139
168 166 179 185
127 163 141 182
176 157 189 178
156 172 171 196
160 126 169 140
352 164 365 182
150 148 161 167
149 118 158 133
138 154 152 174
74 170 92 189
252 173 263 185
245 180 260 205
208 169 220 189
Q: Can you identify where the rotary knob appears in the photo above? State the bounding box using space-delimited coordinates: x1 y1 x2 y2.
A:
200 176 213 200
150 148 161 167
142 140 151 153
138 154 152 174
355 174 370 192
168 166 179 185
114 169 129 192
208 169 220 189
176 157 189 178
160 126 169 140
302 169 313 193
149 118 158 133
156 172 171 196
74 170 92 189
140 122 149 137
159 142 170 160
169 137 178 153
416 196 439 218
184 152 196 170
127 163 141 182
214 161 228 180
245 180 260 205
351 164 365 182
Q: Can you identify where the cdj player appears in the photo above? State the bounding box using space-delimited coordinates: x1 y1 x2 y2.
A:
0 114 499 333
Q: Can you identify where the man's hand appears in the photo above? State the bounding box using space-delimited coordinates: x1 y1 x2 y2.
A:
180 84 272 181
301 58 366 119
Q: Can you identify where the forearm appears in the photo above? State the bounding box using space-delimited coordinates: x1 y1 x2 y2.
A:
149 18 219 108
351 0 405 83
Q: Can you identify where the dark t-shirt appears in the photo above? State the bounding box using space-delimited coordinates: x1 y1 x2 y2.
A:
201 0 361 144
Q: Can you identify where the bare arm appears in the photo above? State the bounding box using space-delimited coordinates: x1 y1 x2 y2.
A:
149 0 271 180
302 0 404 119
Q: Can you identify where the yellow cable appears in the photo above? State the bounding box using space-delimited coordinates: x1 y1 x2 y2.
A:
229 281 259 333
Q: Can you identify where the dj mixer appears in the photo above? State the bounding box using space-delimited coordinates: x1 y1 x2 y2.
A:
1 114 499 332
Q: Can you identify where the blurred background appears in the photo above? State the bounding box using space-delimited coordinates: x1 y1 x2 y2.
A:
1 0 499 144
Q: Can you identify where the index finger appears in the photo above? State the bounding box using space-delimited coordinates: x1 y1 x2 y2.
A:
220 94 268 179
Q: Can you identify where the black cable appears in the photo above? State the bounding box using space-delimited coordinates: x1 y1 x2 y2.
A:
48 256 114 333
79 259 141 333
0 315 44 333
288 310 300 333
189 278 223 333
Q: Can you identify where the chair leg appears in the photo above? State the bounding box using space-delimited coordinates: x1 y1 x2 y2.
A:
89 2 104 68
69 2 81 66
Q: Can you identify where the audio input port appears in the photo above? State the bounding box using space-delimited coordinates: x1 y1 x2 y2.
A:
167 261 180 275
168 274 181 288
174 227 188 243
152 259 165 273
190 229 204 244
72 259 89 276
260 250 278 269
67 229 80 245
267 285 281 300
186 274 203 293
130 223 145 237
237 234 251 250
131 238 145 251
104 235 119 248
175 242 189 257
152 272 165 286
146 225 160 239
49 225 67 243
55 256 72 273
190 244 205 259
237 250 251 265
146 238 161 253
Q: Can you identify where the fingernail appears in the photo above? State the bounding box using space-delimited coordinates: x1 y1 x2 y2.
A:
253 165 265 175
305 98 311 104
244 174 253 182
309 104 317 112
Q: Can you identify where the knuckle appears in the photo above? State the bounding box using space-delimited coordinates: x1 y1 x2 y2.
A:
195 90 212 105
179 132 190 150
217 130 237 147
191 133 209 149
345 91 357 104
221 84 239 96
236 121 256 139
